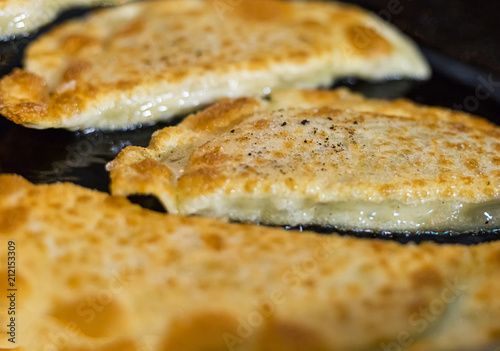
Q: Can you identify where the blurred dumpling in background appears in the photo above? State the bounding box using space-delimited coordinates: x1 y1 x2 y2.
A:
0 0 135 39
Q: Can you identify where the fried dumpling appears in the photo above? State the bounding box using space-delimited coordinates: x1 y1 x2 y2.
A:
1 174 500 350
0 0 133 39
0 0 429 130
108 88 500 233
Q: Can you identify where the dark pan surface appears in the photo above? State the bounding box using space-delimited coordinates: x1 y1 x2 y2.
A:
0 6 499 244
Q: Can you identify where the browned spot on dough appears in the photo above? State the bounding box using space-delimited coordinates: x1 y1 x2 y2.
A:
284 140 295 150
202 233 225 251
257 320 330 351
104 196 130 208
411 179 427 187
484 247 500 267
464 158 479 171
235 0 291 21
451 122 468 132
49 83 98 120
51 297 128 338
439 157 454 166
285 178 297 191
62 60 92 82
488 329 500 339
132 159 162 174
163 312 239 351
254 119 270 130
460 176 473 185
178 167 228 196
115 19 145 37
347 25 392 55
483 187 495 196
299 19 329 34
196 148 229 165
244 179 260 193
380 184 395 196
407 296 433 316
0 206 27 233
115 80 136 90
61 34 98 54
410 265 443 289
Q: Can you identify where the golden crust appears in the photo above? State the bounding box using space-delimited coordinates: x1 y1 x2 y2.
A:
108 88 500 232
0 68 49 124
1 174 500 350
0 0 134 39
0 0 430 130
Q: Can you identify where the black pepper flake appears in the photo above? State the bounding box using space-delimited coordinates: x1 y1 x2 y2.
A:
281 122 287 126
230 130 235 133
353 121 358 124
248 153 252 156
327 117 333 121
301 119 310 125
329 126 334 130
304 140 308 143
